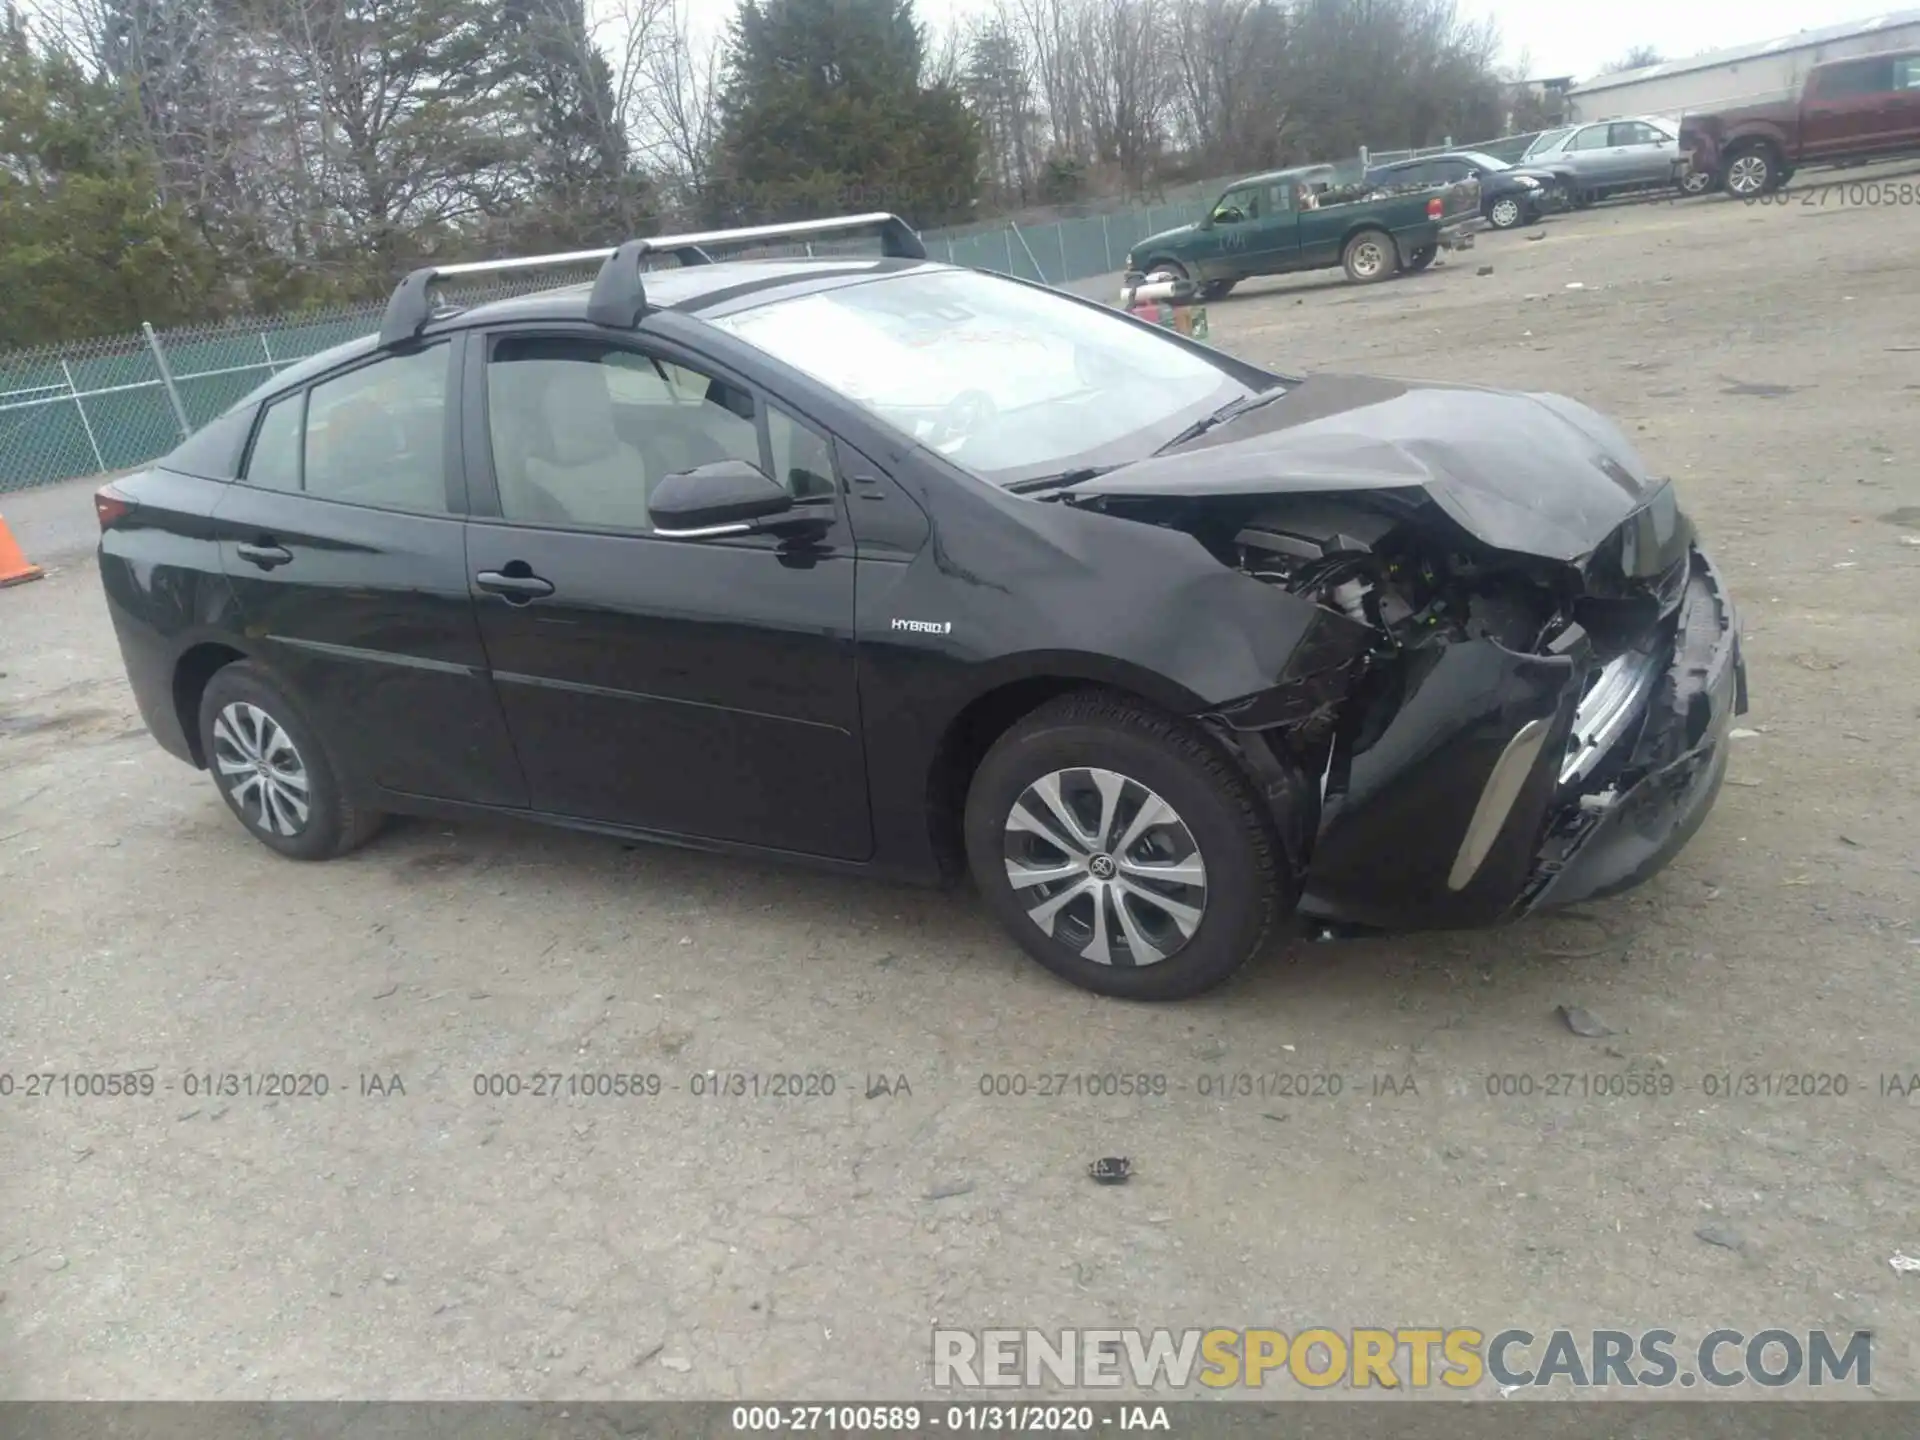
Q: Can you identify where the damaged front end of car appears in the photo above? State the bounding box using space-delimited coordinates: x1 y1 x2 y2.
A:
1056 379 1750 933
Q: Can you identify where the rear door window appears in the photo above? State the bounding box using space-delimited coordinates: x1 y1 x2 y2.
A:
1610 121 1668 146
1814 57 1895 97
1567 126 1612 151
303 345 452 514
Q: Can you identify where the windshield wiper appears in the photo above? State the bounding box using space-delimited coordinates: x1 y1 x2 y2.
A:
1004 465 1118 496
1154 385 1290 454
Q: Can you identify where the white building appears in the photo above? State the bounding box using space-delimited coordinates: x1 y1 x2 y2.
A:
1567 9 1920 124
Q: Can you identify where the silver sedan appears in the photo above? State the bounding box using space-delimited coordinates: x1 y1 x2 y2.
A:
1523 117 1698 201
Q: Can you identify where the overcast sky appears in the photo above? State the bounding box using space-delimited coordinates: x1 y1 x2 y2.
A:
885 0 1893 83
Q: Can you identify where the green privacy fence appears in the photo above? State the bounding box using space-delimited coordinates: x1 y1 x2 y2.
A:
0 309 390 494
0 188 1271 494
929 197 1214 287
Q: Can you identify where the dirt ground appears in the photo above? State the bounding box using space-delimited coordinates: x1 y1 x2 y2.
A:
3 168 1918 1403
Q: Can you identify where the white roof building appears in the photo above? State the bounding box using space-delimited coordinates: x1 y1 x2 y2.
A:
1567 9 1920 122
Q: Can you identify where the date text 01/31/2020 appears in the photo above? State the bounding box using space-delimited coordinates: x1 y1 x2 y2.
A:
726 1405 1167 1432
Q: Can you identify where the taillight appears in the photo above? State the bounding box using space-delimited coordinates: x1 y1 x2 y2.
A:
94 483 133 530
1427 196 1444 219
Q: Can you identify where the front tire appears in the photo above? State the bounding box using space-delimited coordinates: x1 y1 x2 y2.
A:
1198 279 1236 300
1342 229 1398 283
198 662 382 860
963 693 1290 1000
1487 195 1524 229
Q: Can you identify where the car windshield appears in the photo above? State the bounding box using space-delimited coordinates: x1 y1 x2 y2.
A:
708 269 1257 487
1526 127 1574 157
1455 151 1511 172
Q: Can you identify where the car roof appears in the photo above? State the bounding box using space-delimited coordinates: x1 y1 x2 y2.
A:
231 254 952 410
451 253 943 327
1377 152 1487 167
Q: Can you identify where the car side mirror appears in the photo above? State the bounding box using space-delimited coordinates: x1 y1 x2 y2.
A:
649 459 808 537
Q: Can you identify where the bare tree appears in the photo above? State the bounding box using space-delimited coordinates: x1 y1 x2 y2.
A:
1167 0 1289 171
963 4 1039 206
1600 44 1663 75
1013 0 1087 161
1074 0 1166 190
634 0 720 217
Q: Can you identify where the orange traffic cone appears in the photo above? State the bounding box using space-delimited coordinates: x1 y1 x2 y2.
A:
0 513 44 587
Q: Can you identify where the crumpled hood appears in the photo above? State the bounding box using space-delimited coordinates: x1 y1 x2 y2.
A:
1061 373 1668 562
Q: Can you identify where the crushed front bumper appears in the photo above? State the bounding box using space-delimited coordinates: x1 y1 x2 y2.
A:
1293 542 1744 933
1522 545 1746 911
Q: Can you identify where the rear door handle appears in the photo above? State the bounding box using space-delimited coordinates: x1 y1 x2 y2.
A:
236 541 293 570
475 569 555 603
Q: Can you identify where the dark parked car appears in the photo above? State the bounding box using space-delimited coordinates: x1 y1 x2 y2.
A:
1680 49 1920 197
1365 150 1561 230
96 214 1748 1001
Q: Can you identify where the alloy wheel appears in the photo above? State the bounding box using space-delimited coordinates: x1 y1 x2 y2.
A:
1726 154 1769 197
1002 767 1208 967
213 701 311 836
1679 169 1714 196
1490 197 1521 228
1349 240 1387 278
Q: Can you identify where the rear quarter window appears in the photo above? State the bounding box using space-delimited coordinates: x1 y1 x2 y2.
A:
164 404 255 480
244 393 304 492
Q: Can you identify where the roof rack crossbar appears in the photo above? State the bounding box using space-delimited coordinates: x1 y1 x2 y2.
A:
379 212 925 347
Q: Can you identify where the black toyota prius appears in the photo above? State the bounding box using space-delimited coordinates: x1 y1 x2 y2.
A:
95 213 1747 1000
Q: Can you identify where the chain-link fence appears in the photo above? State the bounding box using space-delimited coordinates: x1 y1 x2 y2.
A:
0 206 1211 495
0 164 1405 494
1363 131 1547 167
0 305 385 494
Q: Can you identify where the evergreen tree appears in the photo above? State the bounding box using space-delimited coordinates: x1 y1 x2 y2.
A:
0 6 215 347
713 0 979 228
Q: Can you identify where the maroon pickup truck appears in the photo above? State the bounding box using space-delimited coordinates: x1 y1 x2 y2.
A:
1680 48 1920 198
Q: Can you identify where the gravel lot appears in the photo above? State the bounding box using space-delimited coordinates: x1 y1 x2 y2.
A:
4 170 1919 1402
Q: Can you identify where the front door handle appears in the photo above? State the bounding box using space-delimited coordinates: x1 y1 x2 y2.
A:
236 541 293 570
476 568 555 603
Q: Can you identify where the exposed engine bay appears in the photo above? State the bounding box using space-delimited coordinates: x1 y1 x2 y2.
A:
1063 481 1724 933
1223 492 1693 795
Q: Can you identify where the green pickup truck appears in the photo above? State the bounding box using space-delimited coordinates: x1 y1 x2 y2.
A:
1123 164 1484 296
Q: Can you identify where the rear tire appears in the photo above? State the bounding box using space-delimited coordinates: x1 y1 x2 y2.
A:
963 692 1291 1001
198 662 383 861
1722 144 1781 199
1341 229 1398 283
1678 168 1716 196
